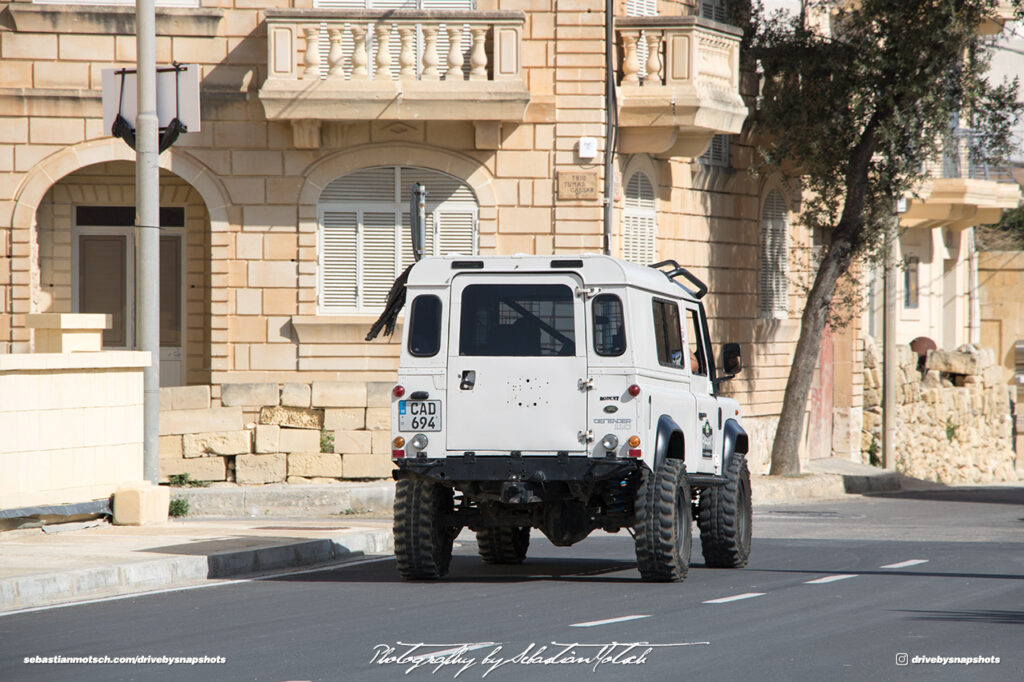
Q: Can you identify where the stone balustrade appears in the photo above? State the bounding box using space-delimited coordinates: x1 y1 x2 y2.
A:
614 16 747 157
617 17 738 91
259 9 529 140
264 9 523 83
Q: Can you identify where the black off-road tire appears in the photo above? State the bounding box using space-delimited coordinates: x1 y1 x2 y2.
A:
633 458 692 582
476 526 530 564
394 477 458 580
697 453 752 568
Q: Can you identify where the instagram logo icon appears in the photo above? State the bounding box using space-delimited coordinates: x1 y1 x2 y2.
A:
896 653 910 666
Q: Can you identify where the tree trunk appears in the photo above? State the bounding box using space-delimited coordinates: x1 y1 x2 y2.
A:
768 246 848 474
768 120 881 475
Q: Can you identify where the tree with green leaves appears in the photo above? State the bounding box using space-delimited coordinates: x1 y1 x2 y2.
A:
743 0 1022 474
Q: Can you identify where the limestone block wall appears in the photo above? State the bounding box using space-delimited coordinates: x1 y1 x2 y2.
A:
979 250 1024 382
0 351 149 510
158 381 395 485
861 337 1017 484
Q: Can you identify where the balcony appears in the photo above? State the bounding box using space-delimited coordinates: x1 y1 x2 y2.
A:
259 9 529 148
615 16 748 157
901 129 1022 230
977 2 1016 34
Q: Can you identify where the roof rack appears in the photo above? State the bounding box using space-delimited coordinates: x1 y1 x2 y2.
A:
648 260 708 299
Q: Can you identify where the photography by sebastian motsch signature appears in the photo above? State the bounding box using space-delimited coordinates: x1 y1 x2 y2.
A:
369 640 711 678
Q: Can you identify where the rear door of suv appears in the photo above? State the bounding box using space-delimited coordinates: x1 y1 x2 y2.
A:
446 273 588 453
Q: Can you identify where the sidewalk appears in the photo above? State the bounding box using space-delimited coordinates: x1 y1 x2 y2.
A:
0 460 908 614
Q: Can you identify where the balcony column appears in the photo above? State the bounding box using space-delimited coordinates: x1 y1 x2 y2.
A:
644 30 663 84
398 26 417 81
446 24 465 80
374 23 393 80
470 26 488 80
351 24 369 80
302 26 320 79
327 28 345 79
621 30 640 85
422 25 440 80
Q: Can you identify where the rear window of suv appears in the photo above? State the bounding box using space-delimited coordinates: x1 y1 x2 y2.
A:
407 294 442 357
459 284 576 356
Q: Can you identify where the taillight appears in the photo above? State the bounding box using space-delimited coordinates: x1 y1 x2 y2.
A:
628 435 641 448
628 449 642 458
393 385 405 398
628 384 641 397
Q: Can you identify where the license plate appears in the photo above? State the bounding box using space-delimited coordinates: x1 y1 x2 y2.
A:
398 400 441 432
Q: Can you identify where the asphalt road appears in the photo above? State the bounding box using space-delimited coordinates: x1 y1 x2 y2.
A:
1 486 1022 682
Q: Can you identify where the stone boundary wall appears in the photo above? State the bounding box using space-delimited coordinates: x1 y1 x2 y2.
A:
0 351 149 509
158 381 394 485
861 338 1017 484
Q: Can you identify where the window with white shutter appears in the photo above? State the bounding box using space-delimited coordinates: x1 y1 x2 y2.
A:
699 134 730 167
759 190 789 318
318 166 478 313
622 170 658 266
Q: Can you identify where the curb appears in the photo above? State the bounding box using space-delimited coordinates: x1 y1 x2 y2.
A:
170 482 395 518
0 527 392 614
751 471 902 504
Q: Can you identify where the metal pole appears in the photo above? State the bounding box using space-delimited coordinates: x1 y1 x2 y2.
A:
602 0 615 256
136 0 160 484
882 221 897 470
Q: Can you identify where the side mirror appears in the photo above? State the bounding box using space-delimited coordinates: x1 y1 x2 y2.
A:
722 342 742 376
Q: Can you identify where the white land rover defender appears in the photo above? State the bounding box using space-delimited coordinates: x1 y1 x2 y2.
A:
380 254 751 582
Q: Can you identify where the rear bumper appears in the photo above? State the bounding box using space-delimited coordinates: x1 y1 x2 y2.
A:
393 454 640 484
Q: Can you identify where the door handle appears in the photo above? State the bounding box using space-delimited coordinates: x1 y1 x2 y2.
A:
460 370 476 390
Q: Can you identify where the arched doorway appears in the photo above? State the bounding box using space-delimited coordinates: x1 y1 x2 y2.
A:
35 161 211 386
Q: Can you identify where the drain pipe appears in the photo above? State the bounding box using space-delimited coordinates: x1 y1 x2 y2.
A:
603 0 617 256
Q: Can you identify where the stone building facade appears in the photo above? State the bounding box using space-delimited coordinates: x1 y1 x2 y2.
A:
0 0 1017 487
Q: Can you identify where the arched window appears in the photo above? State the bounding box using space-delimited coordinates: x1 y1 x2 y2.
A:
622 170 657 266
760 189 789 318
318 166 478 313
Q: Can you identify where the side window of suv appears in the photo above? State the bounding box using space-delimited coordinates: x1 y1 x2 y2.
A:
593 294 626 356
685 308 707 375
652 298 684 368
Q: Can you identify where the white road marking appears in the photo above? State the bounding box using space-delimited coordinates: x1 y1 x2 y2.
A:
0 555 394 618
880 559 929 569
804 574 857 584
569 615 651 628
702 592 766 604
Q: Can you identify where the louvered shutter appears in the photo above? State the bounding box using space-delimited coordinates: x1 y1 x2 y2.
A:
622 171 657 266
320 211 359 309
437 211 476 255
701 0 727 22
362 211 401 310
700 134 730 167
318 166 478 313
760 190 789 317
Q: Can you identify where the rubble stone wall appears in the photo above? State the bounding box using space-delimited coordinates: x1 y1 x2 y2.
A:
158 381 395 485
861 338 1018 484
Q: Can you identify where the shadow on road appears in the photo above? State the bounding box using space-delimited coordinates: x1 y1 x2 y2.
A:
896 609 1024 625
865 487 1024 506
269 554 654 584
